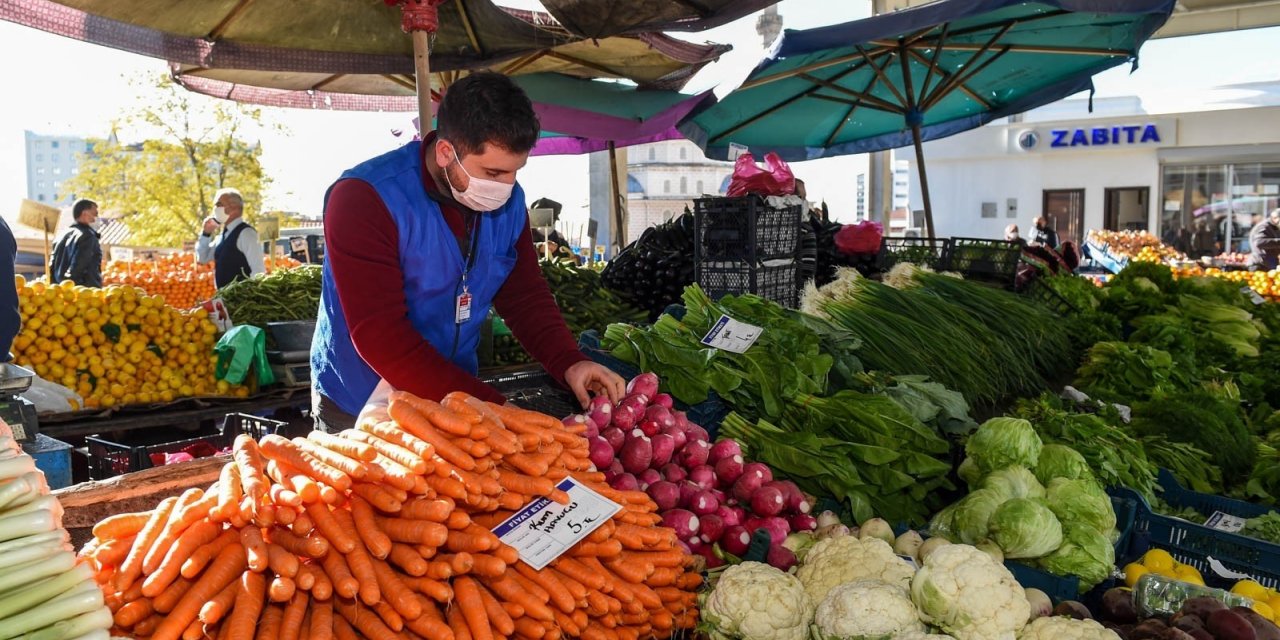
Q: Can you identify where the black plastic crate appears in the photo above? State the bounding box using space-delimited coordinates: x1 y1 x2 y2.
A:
1022 277 1078 316
85 428 230 480
697 260 799 308
877 237 952 271
948 237 1022 286
694 196 802 263
221 413 287 441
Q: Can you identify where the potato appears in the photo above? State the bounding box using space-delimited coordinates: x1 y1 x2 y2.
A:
1230 607 1280 640
1207 609 1258 640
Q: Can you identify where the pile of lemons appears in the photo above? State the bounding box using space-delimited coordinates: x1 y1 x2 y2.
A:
1125 549 1280 623
11 277 248 411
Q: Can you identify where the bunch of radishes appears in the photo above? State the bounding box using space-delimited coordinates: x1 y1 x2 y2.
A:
568 372 817 571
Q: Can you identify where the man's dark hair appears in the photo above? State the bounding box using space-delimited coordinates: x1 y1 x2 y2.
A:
72 199 98 221
437 71 540 156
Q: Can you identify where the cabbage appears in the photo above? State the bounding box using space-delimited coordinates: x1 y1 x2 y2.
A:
1037 524 1115 592
987 498 1063 559
927 502 959 542
981 467 1045 501
1045 478 1116 534
965 418 1042 474
957 457 982 489
950 489 1005 545
1034 444 1093 486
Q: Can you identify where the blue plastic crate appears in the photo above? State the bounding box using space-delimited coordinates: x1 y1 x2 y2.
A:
22 434 72 490
1155 468 1269 520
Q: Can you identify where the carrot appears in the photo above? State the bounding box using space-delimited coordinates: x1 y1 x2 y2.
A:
404 596 455 640
133 614 162 638
275 505 298 526
182 528 238 579
349 495 392 559
547 567 588 601
554 609 583 637
93 511 151 541
142 519 221 597
255 602 284 640
214 461 243 522
554 557 607 591
265 527 329 559
505 453 551 477
255 502 277 528
585 590 611 616
485 575 555 622
234 435 270 509
269 575 297 602
498 491 529 510
351 483 402 513
423 474 468 501
372 558 423 620
445 510 471 531
625 549 687 568
344 544 381 606
503 601 526 619
302 563 333 600
647 566 682 587
91 534 134 569
603 555 650 583
571 539 623 558
277 589 309 640
153 575 194 614
426 559 454 581
450 436 491 459
150 542 248 640
446 525 498 553
336 599 400 639
198 575 241 625
495 469 555 497
388 397 477 470
306 430 377 462
320 551 359 600
265 542 300 578
494 543 520 565
402 576 454 602
467 553 507 578
333 614 359 640
513 617 547 640
452 576 495 640
303 501 357 554
290 512 314 536
377 517 448 546
400 496 454 522
516 562 575 614
114 496 177 591
309 599 333 640
114 598 154 628
179 618 203 640
388 543 428 576
269 483 303 508
291 437 367 479
446 603 473 640
359 419 436 460
260 434 353 492
365 453 418 492
342 429 428 475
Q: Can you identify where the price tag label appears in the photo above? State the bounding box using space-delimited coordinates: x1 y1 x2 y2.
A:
492 477 621 570
1241 286 1266 306
728 142 749 162
700 314 764 354
1205 511 1247 533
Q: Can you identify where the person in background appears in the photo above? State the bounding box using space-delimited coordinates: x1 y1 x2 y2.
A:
196 188 266 288
1030 216 1059 249
529 197 571 250
1005 224 1025 246
0 218 20 361
48 198 103 287
1192 219 1217 258
1247 208 1280 270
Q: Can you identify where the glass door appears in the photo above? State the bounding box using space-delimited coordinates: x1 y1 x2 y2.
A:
1042 189 1085 246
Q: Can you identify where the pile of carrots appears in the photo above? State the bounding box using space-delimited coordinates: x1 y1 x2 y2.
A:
79 390 700 640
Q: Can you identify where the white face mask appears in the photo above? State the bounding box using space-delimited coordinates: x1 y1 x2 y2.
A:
213 206 228 223
89 219 103 231
442 142 514 212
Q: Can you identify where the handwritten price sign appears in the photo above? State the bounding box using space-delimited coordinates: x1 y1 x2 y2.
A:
491 477 622 570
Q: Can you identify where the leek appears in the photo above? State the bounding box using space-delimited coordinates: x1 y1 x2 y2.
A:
0 456 34 482
0 565 93 622
63 630 109 640
0 473 46 512
5 598 110 640
0 539 69 571
0 509 57 544
0 552 74 593
0 531 66 557
0 580 103 640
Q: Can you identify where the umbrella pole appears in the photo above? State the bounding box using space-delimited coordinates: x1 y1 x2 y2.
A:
412 29 434 126
608 141 626 253
910 123 936 240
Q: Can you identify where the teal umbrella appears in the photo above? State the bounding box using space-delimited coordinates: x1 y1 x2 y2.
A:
682 0 1175 237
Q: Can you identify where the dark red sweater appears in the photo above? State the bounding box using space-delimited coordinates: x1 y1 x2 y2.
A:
323 136 586 404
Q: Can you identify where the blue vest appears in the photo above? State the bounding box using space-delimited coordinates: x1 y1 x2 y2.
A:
214 222 253 289
311 141 527 415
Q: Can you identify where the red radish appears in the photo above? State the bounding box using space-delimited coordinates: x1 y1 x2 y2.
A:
741 462 773 486
743 516 766 533
708 440 743 465
650 434 676 468
766 545 798 571
720 526 751 556
678 440 710 467
588 438 615 470
601 427 626 452
714 505 742 528
604 460 624 483
637 468 662 490
620 437 653 474
685 538 709 556
714 455 745 486
676 539 692 555
750 485 786 517
789 513 818 532
624 428 649 448
687 465 716 490
562 413 591 432
678 481 700 508
685 423 710 443
661 424 688 450
698 546 725 569
699 513 726 544
652 393 674 409
644 405 676 431
709 488 727 505
662 509 701 541
755 517 791 547
620 394 649 417
646 481 681 511
638 419 662 438
626 373 659 401
767 480 811 514
611 404 639 430
660 463 687 483
731 472 767 504
612 473 639 491
587 396 612 430
688 490 719 516
673 411 690 430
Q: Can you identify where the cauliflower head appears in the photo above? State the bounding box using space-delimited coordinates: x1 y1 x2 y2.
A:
704 561 814 640
895 633 957 640
910 544 1030 640
1018 616 1120 640
798 536 916 603
813 580 924 640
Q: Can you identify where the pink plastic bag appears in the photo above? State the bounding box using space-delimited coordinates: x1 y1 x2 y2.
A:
726 152 796 198
835 220 884 255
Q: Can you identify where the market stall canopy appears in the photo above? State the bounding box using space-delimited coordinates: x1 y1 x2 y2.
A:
680 0 1174 236
1153 0 1280 37
539 0 779 38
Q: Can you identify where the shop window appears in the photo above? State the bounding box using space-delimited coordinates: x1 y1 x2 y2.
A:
1160 162 1280 257
664 180 671 193
51 141 59 148
37 195 45 202
53 167 61 175
34 154 43 162
36 168 44 175
680 177 687 193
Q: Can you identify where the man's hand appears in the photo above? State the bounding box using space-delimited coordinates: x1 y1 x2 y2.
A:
202 217 219 235
564 360 625 409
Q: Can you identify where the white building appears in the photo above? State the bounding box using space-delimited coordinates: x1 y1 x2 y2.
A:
625 139 734 242
24 131 89 206
903 96 1280 251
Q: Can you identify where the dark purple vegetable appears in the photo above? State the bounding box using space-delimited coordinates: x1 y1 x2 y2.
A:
713 505 742 528
1181 597 1228 621
620 436 653 474
714 455 745 487
612 473 639 491
687 465 716 490
1171 613 1204 632
1130 619 1169 640
699 513 726 544
766 545 798 571
644 405 676 432
661 509 700 541
731 471 767 504
604 459 624 483
588 438 615 470
1186 629 1213 640
661 424 688 451
1160 628 1194 640
1054 601 1092 620
1103 587 1139 624
1229 607 1280 640
1207 609 1256 640
750 485 785 517
688 490 719 516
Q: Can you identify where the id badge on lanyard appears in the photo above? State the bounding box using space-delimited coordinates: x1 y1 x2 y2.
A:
455 286 472 324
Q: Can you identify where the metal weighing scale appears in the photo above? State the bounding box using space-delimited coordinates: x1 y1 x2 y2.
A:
0 363 39 442
265 322 313 388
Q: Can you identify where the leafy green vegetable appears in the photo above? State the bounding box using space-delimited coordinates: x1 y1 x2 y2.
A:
882 375 978 436
965 418 1043 475
1075 342 1192 403
1242 512 1280 545
949 489 1006 545
1037 524 1116 592
1131 388 1255 487
220 265 322 327
1045 478 1116 534
987 498 1063 559
982 467 1046 501
1142 436 1223 494
1035 444 1093 486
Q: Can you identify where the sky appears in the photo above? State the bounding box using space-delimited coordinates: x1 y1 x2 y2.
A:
1 1 1279 230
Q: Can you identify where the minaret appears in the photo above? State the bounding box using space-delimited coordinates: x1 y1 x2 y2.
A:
755 5 783 48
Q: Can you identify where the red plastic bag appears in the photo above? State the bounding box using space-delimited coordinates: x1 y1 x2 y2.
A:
835 220 884 255
726 152 796 198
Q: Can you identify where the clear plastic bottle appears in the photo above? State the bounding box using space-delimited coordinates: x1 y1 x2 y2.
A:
1133 573 1253 618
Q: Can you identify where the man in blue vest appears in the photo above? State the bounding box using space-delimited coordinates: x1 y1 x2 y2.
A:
312 72 624 431
196 188 266 288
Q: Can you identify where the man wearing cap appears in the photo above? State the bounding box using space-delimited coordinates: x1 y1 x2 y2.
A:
196 188 266 288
